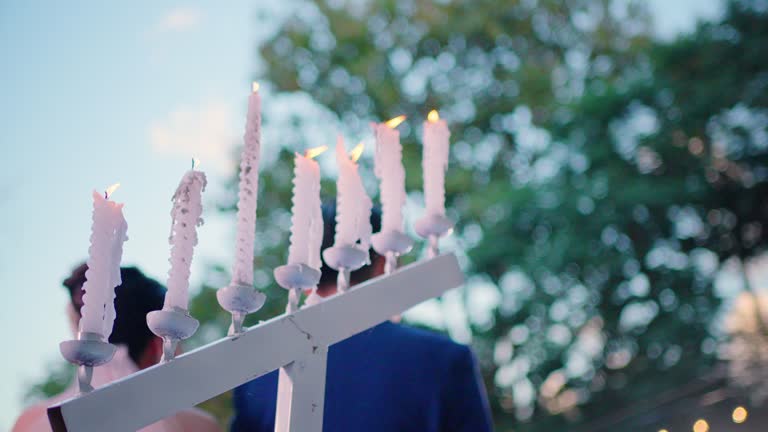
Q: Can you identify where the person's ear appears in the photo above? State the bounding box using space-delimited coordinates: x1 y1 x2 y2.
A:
137 337 163 369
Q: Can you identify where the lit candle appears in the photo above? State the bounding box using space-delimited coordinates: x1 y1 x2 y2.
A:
165 159 207 310
334 136 372 253
287 146 327 270
103 201 128 336
422 110 450 217
371 115 406 233
79 184 129 338
232 83 262 286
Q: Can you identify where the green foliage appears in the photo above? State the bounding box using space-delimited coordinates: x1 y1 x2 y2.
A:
255 1 768 430
24 362 73 403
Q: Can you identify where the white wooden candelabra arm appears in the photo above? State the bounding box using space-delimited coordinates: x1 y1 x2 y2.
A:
47 253 464 432
275 347 328 432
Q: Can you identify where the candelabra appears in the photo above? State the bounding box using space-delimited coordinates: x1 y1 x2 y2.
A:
59 332 116 394
48 254 463 432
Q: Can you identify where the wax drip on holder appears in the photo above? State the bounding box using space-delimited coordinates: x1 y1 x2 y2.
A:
59 332 116 394
274 263 321 313
217 282 266 335
146 307 199 362
414 214 454 258
371 230 413 274
322 245 368 293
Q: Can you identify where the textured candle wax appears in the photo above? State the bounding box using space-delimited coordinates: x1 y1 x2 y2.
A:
103 207 128 337
165 168 207 309
232 84 262 286
80 190 128 338
422 110 450 216
372 118 407 233
334 137 373 251
287 148 324 270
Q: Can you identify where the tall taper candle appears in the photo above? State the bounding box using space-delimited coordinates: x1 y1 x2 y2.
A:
103 204 128 337
287 146 326 270
422 110 450 217
79 184 128 338
232 83 262 286
333 136 372 252
165 162 207 309
372 115 407 233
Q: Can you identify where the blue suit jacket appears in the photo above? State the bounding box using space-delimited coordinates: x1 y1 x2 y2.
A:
232 321 493 432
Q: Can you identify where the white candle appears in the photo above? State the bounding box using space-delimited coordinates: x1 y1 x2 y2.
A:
165 162 207 310
334 136 372 252
287 146 326 270
422 110 450 216
103 203 128 337
232 83 262 286
372 115 406 233
79 184 128 338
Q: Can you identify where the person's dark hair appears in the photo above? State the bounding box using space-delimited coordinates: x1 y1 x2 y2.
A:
319 201 382 290
63 263 165 365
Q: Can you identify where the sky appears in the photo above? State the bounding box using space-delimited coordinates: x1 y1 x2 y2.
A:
0 0 724 429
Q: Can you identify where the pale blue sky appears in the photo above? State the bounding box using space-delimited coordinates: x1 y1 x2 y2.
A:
0 2 261 427
0 0 723 429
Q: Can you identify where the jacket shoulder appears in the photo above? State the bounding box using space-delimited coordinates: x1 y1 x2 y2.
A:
383 323 473 361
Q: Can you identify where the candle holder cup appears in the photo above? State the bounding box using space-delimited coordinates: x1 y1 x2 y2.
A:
414 214 454 258
274 263 321 313
60 332 116 394
371 230 413 274
322 245 368 293
147 307 199 362
217 283 266 336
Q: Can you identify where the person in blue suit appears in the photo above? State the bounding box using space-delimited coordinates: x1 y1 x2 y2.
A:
231 203 493 432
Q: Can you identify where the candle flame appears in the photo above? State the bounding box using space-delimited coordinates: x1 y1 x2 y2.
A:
385 115 406 129
192 158 201 169
304 145 328 159
349 142 364 162
105 183 121 199
252 82 260 92
427 110 440 122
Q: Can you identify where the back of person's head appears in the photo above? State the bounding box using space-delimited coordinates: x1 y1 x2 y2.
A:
318 202 383 292
63 263 165 365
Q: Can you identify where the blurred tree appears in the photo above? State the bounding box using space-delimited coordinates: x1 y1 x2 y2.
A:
25 1 768 431
545 2 768 429
252 0 767 431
